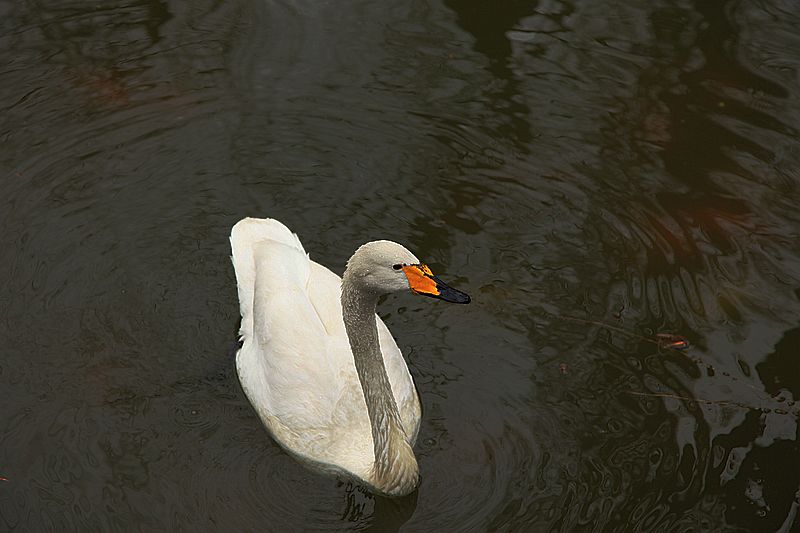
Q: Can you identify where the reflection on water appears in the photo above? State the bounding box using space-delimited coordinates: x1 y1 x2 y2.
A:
1 0 800 531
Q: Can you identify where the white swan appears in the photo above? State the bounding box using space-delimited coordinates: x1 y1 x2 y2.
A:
230 217 470 497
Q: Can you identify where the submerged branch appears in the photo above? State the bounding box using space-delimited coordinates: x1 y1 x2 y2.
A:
625 391 797 415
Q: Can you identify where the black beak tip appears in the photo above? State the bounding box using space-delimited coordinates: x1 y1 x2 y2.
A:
426 274 470 304
439 286 471 304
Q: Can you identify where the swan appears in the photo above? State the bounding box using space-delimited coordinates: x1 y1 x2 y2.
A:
230 217 470 497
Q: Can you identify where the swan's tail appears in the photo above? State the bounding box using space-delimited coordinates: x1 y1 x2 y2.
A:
230 217 307 342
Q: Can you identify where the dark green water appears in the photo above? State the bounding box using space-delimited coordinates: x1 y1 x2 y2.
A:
2 0 800 531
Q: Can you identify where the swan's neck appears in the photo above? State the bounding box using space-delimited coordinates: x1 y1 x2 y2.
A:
341 275 418 496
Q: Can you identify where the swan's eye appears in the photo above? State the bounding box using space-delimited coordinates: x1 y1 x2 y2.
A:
392 263 403 270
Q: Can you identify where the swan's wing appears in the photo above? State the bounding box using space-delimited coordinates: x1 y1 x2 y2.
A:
231 218 338 428
230 217 307 342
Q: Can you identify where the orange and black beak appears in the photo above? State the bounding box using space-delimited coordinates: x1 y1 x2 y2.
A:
402 264 470 304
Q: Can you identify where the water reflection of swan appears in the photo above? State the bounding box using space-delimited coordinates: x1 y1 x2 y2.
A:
230 218 470 497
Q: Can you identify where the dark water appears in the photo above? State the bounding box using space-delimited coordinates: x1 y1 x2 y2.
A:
2 0 800 530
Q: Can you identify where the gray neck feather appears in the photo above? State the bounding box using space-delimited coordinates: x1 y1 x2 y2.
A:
341 273 411 485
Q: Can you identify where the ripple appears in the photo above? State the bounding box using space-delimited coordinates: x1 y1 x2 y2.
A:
3 0 800 531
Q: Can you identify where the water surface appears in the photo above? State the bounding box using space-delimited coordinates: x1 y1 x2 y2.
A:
2 0 800 530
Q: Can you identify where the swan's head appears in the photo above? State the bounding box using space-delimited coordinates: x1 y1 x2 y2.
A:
345 240 470 304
